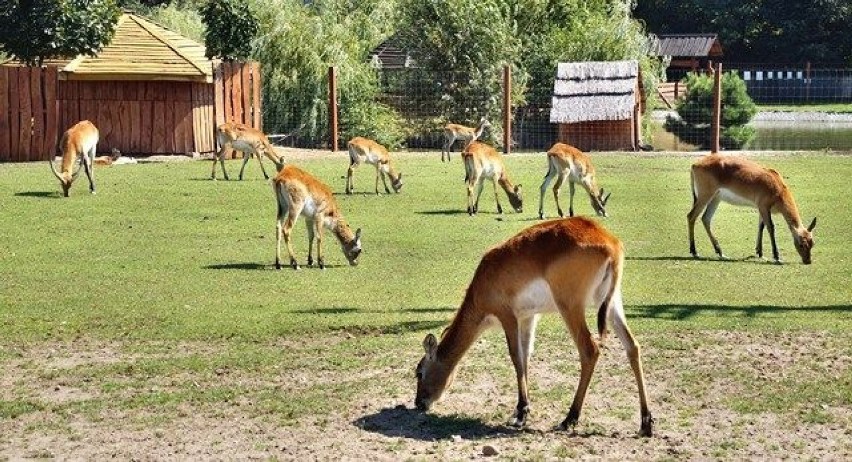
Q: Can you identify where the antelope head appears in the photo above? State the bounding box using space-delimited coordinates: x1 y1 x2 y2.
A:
508 184 523 213
793 217 817 265
415 333 456 411
590 187 612 217
391 172 404 193
336 222 362 266
48 158 81 197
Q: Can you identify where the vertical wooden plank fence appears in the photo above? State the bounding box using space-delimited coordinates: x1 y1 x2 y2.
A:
1 61 259 162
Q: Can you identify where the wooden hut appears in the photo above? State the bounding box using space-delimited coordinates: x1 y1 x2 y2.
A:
549 60 643 152
651 33 723 79
0 12 260 162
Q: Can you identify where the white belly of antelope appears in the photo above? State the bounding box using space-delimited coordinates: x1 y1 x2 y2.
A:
513 278 559 318
363 152 380 165
231 140 257 154
718 188 755 207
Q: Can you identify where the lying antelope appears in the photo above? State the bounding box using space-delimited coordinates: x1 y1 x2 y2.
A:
345 137 403 195
415 217 653 437
538 143 611 219
49 120 99 197
688 154 817 264
273 164 362 270
212 122 286 181
462 141 522 215
441 117 490 162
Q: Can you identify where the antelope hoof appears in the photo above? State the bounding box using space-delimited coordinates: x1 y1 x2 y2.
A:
307 256 313 267
569 209 574 217
558 409 580 432
773 258 784 265
718 254 730 260
640 413 654 437
275 261 282 270
557 209 564 218
290 259 300 270
496 206 503 215
538 212 544 220
318 260 325 270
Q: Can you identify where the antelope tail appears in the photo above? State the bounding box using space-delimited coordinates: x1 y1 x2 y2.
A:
596 259 621 341
690 167 697 205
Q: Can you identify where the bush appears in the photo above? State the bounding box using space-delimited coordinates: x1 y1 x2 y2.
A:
665 71 757 149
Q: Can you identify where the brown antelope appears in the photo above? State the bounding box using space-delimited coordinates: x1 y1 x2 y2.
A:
441 117 490 162
345 137 403 195
688 154 817 264
462 141 522 215
538 143 611 219
415 217 653 437
273 164 362 270
212 122 286 181
49 120 99 197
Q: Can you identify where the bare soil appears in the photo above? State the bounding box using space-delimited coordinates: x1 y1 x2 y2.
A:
1 330 849 460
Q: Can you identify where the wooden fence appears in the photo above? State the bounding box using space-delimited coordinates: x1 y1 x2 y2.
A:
0 61 260 162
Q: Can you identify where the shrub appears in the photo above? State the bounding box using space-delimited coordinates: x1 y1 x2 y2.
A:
665 71 758 149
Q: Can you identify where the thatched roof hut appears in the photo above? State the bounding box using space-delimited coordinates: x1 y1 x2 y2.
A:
550 60 643 151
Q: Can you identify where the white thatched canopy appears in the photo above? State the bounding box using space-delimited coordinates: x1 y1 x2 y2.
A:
550 60 639 124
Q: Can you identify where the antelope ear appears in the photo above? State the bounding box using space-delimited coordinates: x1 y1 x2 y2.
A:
398 172 403 180
603 191 612 205
807 217 817 232
423 334 438 358
514 184 522 193
355 228 362 240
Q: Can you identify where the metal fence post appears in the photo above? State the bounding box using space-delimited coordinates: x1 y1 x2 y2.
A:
503 65 511 154
711 63 722 153
328 66 338 152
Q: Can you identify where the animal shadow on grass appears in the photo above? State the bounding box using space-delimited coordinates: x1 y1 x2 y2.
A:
15 191 59 199
626 255 765 264
632 303 852 321
416 209 468 216
355 407 516 442
337 320 447 336
204 262 347 271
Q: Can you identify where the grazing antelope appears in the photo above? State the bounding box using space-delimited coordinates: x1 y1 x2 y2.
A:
441 117 490 162
345 137 403 195
212 122 286 181
462 141 523 215
538 143 611 219
415 217 653 437
688 154 817 264
48 120 99 197
273 164 362 270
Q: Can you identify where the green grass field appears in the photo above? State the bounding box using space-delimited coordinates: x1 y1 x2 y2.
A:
1 152 850 458
756 103 852 113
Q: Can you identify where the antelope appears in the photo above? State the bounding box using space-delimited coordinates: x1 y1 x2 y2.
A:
345 137 403 195
273 164 362 270
212 122 286 181
441 117 490 162
688 154 817 264
48 120 99 197
462 141 523 215
538 143 611 219
415 217 653 437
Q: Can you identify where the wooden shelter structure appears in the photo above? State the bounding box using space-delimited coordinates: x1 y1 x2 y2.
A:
651 33 723 79
550 60 643 152
0 12 260 162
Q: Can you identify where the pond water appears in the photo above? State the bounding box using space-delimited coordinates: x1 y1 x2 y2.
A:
650 113 852 152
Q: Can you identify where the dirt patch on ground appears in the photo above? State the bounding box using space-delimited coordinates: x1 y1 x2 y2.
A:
1 331 849 459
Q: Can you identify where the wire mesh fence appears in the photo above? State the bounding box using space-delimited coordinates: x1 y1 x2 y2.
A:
260 63 852 153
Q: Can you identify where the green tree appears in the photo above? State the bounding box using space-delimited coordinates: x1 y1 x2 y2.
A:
251 0 404 148
665 71 757 149
201 0 258 61
0 0 121 66
634 0 852 65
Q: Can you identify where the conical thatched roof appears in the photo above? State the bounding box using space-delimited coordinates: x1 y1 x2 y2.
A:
550 61 639 124
4 12 212 82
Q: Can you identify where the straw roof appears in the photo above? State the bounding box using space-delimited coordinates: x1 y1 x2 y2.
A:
550 61 639 124
3 13 213 82
651 34 723 58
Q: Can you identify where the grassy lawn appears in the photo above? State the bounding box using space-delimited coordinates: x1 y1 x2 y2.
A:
1 152 850 458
